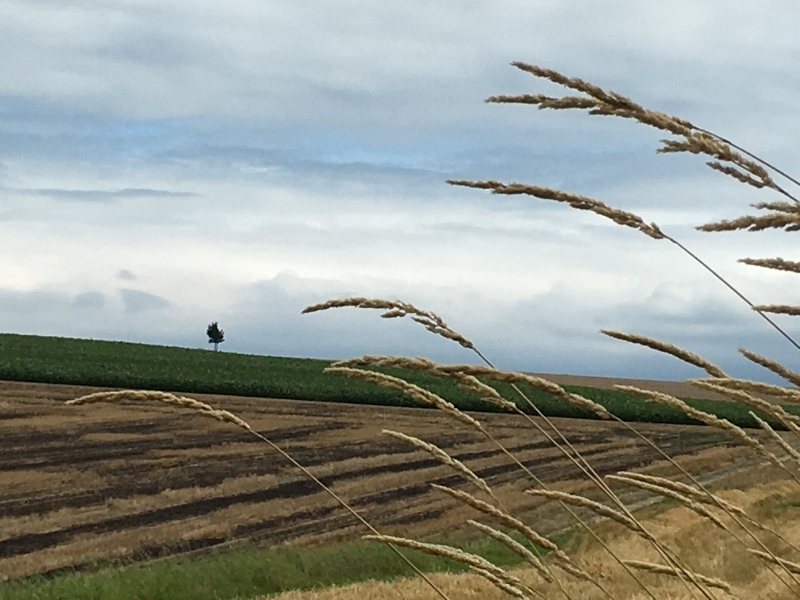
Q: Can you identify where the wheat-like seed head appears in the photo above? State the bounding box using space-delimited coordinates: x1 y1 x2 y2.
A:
601 331 727 377
692 377 800 405
454 374 519 412
326 367 483 430
658 133 771 183
752 304 800 316
739 349 800 388
706 162 769 188
466 520 553 584
431 484 592 582
748 550 800 575
687 379 800 425
382 430 496 499
506 62 695 137
362 535 535 599
496 62 789 204
445 179 664 240
623 560 733 593
302 297 475 350
331 355 612 419
616 472 748 519
67 390 253 432
468 567 540 600
614 385 787 473
738 257 800 274
606 474 729 533
698 212 800 233
749 412 800 464
524 489 643 535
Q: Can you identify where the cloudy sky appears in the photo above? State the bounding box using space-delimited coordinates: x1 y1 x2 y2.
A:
2 1 800 381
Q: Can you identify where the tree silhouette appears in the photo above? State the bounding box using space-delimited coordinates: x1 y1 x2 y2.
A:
206 322 225 351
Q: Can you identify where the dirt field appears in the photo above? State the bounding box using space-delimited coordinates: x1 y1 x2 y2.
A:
0 379 759 581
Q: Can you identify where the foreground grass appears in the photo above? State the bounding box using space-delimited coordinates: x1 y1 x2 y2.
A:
1 333 796 428
265 472 799 600
0 531 574 600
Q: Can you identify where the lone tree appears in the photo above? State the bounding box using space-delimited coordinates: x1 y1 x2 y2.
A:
206 322 225 351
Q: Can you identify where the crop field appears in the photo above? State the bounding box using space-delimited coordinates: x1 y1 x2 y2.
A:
0 334 794 429
0 378 758 584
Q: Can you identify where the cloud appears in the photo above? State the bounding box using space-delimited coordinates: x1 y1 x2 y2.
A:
120 289 170 314
73 291 105 309
15 187 196 202
116 269 137 281
1 2 799 382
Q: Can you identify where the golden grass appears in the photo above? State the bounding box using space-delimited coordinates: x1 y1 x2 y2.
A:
264 475 800 600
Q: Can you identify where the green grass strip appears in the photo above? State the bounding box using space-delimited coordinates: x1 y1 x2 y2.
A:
0 333 796 429
0 530 574 600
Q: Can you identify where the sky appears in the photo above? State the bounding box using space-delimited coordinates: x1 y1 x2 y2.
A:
2 1 800 381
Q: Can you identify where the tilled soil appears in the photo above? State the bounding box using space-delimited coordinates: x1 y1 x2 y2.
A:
0 379 754 580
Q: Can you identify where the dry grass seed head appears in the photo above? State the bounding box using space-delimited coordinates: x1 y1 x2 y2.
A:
623 560 732 594
615 472 748 519
455 374 519 412
445 179 664 240
67 390 253 432
739 257 800 274
466 520 553 584
692 377 800 405
687 379 800 425
362 535 535 599
738 349 800 388
614 385 776 463
467 567 538 600
302 297 475 350
748 550 800 575
601 331 727 378
605 474 729 533
430 484 593 582
326 366 483 430
382 430 496 499
749 413 800 463
446 366 613 420
697 212 800 233
752 304 800 317
506 62 694 137
524 489 643 535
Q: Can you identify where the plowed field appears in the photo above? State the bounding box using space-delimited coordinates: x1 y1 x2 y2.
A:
0 379 755 581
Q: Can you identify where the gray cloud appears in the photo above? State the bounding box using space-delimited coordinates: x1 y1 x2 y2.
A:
73 291 105 309
116 269 137 281
120 289 170 314
16 187 196 202
1 2 799 382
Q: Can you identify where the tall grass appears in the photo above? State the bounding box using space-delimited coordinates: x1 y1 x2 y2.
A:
66 64 800 598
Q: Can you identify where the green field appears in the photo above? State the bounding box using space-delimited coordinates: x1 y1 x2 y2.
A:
0 333 793 429
0 530 575 600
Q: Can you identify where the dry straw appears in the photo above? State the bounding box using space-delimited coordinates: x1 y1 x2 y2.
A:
601 330 727 378
382 429 497 500
430 483 592 583
467 520 553 584
67 389 451 600
623 561 733 594
331 353 729 598
739 348 800 388
361 535 537 600
693 377 800 405
739 257 800 274
302 297 481 355
687 379 800 427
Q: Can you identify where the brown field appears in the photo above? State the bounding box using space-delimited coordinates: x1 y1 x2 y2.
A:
0 378 760 582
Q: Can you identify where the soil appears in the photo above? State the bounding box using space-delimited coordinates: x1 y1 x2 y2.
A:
0 379 760 581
